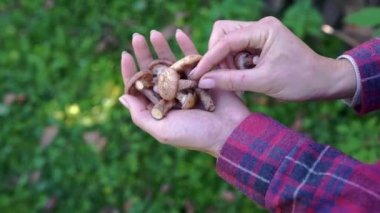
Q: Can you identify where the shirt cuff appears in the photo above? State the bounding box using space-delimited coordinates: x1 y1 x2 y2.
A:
215 113 298 207
337 55 362 107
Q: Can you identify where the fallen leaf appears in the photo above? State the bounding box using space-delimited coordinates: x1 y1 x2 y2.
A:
161 25 177 40
99 207 119 213
3 93 17 105
123 200 133 212
96 34 119 53
44 197 58 210
3 93 27 105
40 126 59 148
29 170 41 184
83 131 107 152
44 0 55 9
220 190 236 203
16 93 27 103
256 96 269 106
291 113 304 131
159 183 171 194
185 200 195 213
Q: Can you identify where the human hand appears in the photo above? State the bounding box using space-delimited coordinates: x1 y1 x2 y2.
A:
190 17 356 101
119 29 250 157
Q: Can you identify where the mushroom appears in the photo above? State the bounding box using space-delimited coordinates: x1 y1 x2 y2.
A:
151 99 176 120
234 51 259 69
157 68 197 101
178 79 198 90
176 91 197 109
196 88 215 112
125 70 160 104
171 54 202 75
149 59 173 76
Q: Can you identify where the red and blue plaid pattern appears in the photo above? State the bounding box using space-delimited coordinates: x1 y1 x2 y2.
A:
217 113 380 212
344 38 380 114
216 39 380 212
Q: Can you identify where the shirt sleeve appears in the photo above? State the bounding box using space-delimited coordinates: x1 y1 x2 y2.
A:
216 113 380 212
340 38 380 114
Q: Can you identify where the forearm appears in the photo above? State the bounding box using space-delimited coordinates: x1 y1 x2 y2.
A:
216 113 380 212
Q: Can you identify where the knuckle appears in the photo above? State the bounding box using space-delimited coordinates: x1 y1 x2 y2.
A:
225 75 236 90
260 16 280 25
213 20 225 29
239 73 248 86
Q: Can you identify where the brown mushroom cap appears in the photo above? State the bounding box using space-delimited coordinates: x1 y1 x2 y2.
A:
149 59 173 75
125 70 153 95
157 68 179 100
171 54 202 73
234 51 255 70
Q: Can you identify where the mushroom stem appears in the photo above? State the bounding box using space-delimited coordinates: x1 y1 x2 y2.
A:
135 79 153 90
178 79 198 90
146 103 154 111
141 89 160 105
151 99 176 120
176 92 196 109
153 85 159 94
176 92 186 102
196 89 215 112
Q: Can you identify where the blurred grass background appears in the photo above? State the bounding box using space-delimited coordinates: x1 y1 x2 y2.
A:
1 0 380 212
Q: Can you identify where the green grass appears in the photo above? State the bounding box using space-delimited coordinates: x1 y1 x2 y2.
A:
1 1 379 212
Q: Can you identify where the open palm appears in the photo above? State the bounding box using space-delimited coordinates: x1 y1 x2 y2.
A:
119 29 250 157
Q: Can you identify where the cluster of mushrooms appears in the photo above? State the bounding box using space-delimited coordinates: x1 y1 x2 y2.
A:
125 51 257 120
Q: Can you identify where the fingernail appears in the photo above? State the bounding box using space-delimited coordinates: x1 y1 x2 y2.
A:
150 29 158 34
176 28 183 34
119 95 129 109
132 32 141 39
122 51 128 56
188 68 197 78
198 79 215 89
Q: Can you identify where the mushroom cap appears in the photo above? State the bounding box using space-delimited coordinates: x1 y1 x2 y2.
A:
171 54 202 73
234 51 255 69
157 68 180 100
149 59 173 75
180 92 197 109
125 70 153 95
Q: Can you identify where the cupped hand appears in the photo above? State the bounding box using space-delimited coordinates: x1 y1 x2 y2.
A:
119 29 250 157
190 17 356 101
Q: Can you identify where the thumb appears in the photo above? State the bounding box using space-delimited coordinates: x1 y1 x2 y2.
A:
198 69 266 92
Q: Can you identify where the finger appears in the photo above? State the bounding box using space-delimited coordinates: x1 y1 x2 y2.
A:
175 29 198 55
189 25 268 79
119 94 158 132
121 51 137 85
132 33 153 70
198 69 267 92
209 20 253 49
150 30 176 61
226 55 236 69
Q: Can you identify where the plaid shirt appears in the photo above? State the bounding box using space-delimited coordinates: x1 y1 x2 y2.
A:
216 38 380 212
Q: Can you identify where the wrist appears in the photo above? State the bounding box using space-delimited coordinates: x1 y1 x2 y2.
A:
314 56 356 100
208 110 250 158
